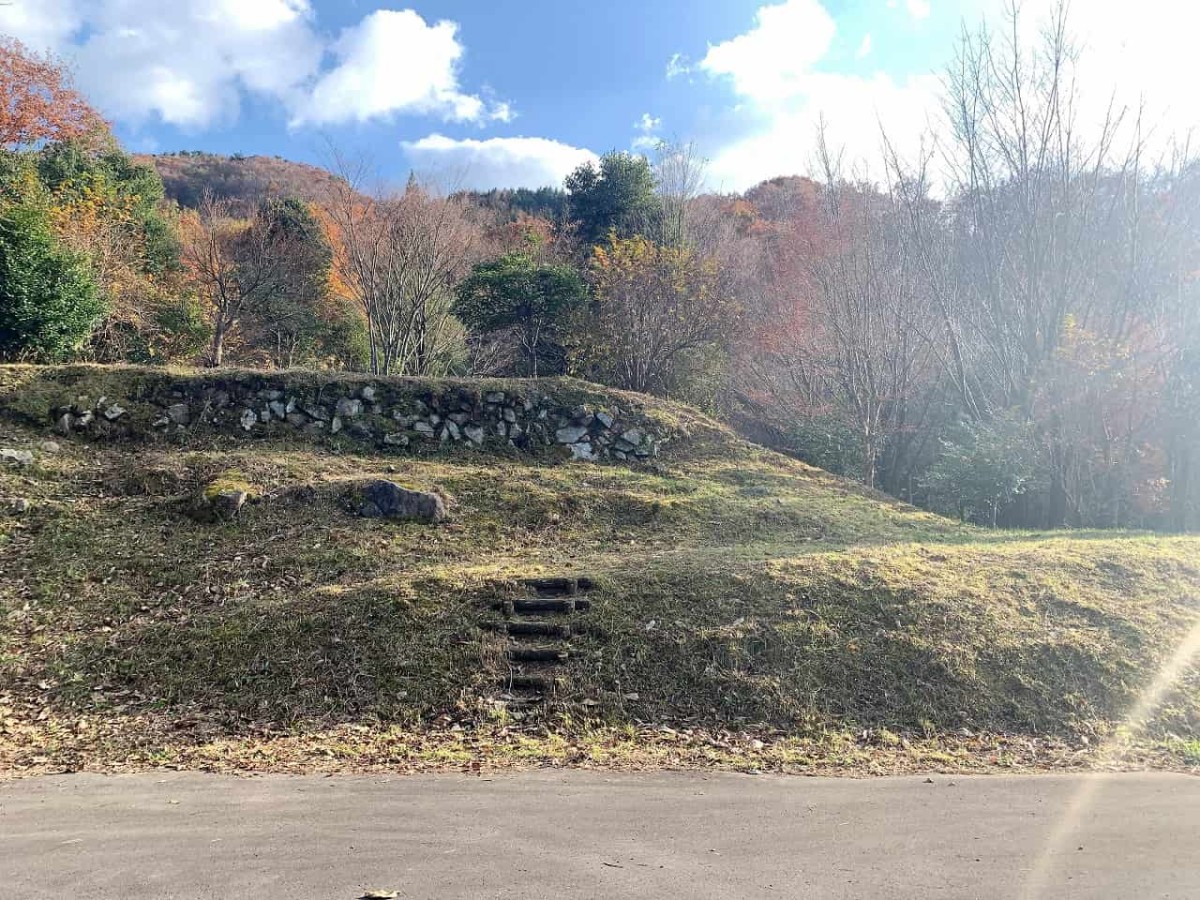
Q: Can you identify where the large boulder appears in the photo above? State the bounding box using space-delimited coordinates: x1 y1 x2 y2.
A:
355 480 446 524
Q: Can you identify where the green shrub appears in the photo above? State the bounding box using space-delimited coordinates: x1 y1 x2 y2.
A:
922 414 1046 525
0 203 104 361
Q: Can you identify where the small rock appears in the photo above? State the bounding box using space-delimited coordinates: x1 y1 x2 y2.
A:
336 397 364 418
621 428 644 445
413 421 435 436
556 425 589 444
164 403 190 426
38 441 61 454
330 417 343 435
485 391 505 404
463 425 485 445
502 407 517 423
260 389 283 401
446 421 461 441
268 400 287 419
596 411 615 429
569 441 596 461
55 413 72 435
191 474 256 523
103 404 127 421
239 408 257 431
356 480 447 524
383 433 409 447
76 410 94 427
5 497 31 515
0 448 34 467
286 412 308 428
304 405 330 422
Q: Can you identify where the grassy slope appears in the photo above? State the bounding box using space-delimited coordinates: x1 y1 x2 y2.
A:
2 368 1199 776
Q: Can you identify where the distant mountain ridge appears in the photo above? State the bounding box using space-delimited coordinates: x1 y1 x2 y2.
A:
138 152 352 212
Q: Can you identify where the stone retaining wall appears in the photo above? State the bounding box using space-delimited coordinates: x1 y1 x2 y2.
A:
39 372 672 463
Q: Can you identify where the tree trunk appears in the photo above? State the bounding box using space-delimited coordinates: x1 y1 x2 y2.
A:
210 321 226 368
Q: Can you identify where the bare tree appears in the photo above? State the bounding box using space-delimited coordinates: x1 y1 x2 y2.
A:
184 193 291 368
941 2 1142 412
652 140 709 249
324 161 477 376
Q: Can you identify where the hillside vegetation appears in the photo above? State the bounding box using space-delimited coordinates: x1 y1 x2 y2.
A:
2 366 1199 776
141 152 354 212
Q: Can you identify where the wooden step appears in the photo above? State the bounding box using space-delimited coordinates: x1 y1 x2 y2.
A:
501 673 556 692
506 620 572 639
493 597 587 615
508 646 569 664
523 577 578 597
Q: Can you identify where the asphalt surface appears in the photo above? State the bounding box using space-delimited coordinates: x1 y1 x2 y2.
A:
2 771 1198 899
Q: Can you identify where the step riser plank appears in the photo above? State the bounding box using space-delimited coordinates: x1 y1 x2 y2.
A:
509 648 569 663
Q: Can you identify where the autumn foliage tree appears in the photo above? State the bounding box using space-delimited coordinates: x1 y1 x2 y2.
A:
0 39 106 149
574 235 738 400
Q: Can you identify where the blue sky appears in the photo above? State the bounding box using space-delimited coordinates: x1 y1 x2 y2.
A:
2 0 1194 191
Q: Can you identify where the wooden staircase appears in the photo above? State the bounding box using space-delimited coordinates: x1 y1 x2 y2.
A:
488 577 594 704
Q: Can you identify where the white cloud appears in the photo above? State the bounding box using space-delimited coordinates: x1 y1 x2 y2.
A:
698 0 939 188
402 134 598 190
0 2 510 132
666 53 690 80
856 34 873 59
633 112 662 150
0 0 320 128
0 0 83 51
295 10 504 127
637 113 662 133
701 0 837 105
906 0 932 21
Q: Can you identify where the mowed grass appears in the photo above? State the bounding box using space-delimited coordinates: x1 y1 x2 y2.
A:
1 373 1199 775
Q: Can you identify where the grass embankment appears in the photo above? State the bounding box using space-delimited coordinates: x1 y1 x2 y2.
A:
1 365 1198 776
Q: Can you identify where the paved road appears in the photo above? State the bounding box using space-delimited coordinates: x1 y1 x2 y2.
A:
2 771 1198 899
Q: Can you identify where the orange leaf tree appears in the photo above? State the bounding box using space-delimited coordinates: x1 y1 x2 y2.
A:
0 38 107 149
